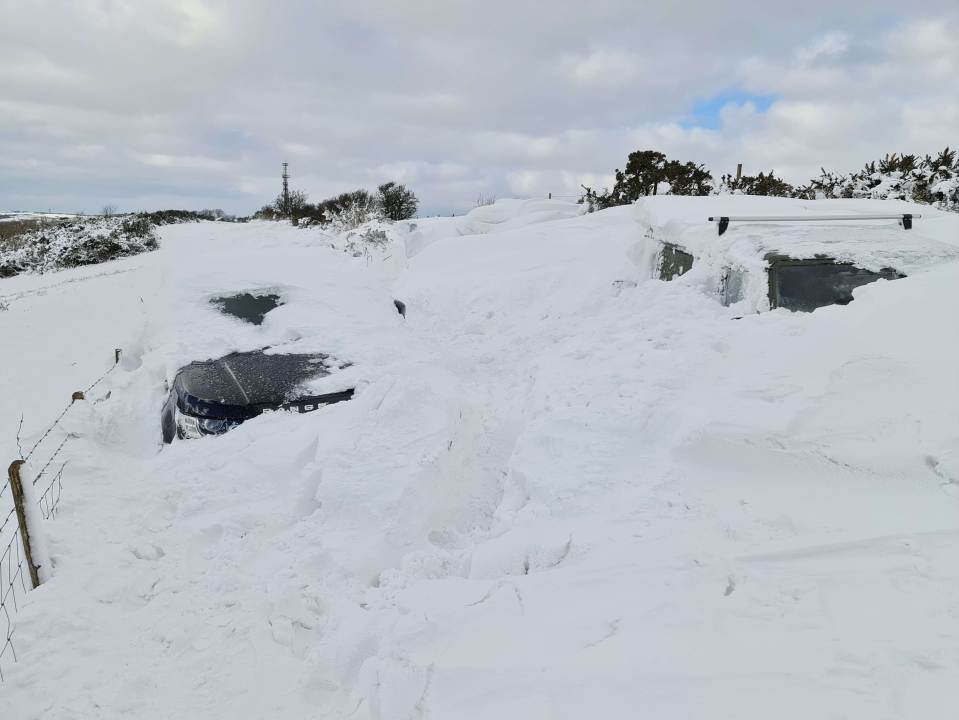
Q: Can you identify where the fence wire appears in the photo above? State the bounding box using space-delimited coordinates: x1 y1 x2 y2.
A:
0 349 120 681
0 503 28 681
37 463 67 521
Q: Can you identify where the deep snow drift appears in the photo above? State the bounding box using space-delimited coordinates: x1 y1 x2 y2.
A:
2 198 959 718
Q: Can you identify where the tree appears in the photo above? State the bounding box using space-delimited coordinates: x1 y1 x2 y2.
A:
613 150 669 200
272 188 309 219
198 208 231 221
579 149 714 211
290 190 309 218
102 204 116 219
253 204 280 220
663 160 714 196
376 182 418 220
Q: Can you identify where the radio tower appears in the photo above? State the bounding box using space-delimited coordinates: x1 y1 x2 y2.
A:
281 162 290 215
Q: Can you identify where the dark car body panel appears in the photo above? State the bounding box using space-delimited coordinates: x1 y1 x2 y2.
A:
765 255 904 312
658 242 695 281
161 349 353 442
656 239 907 313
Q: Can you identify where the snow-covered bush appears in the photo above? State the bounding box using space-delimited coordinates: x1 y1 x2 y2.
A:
582 146 959 213
797 149 959 211
715 170 795 197
931 176 959 209
328 204 381 231
0 215 160 277
263 182 419 227
339 222 393 257
140 209 237 225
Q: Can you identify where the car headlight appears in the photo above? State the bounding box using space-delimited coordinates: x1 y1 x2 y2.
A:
175 409 203 439
196 416 235 435
175 409 235 439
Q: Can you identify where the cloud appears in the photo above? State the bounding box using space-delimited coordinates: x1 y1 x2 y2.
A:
568 49 642 88
796 32 850 65
132 152 230 171
0 1 956 214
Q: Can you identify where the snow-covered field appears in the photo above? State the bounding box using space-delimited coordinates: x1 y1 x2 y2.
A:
2 197 959 718
0 212 79 223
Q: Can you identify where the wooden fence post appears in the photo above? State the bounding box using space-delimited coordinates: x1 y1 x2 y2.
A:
7 460 40 589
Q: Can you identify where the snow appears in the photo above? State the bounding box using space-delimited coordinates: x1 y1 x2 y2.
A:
2 199 959 718
0 212 79 223
401 198 585 258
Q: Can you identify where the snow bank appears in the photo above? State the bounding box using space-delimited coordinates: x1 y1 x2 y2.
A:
402 198 584 257
3 200 959 718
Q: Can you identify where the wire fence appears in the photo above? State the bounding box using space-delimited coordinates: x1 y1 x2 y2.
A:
0 349 121 681
0 479 27 681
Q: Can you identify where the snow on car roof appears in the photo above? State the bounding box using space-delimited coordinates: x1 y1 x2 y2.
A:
634 195 959 274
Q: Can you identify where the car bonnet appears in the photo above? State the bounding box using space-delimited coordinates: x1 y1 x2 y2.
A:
175 349 331 415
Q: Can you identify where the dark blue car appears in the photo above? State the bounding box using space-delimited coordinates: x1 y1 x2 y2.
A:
161 349 353 442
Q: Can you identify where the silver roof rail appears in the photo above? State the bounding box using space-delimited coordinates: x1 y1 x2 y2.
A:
707 213 920 236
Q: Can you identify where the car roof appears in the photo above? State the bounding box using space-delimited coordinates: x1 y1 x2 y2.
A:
636 195 959 274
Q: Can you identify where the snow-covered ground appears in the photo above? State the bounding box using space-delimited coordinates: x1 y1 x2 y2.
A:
2 197 959 718
0 212 79 223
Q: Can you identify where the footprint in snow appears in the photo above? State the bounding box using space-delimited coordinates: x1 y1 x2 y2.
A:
131 543 166 561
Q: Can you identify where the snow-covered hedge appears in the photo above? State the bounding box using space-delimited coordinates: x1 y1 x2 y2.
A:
583 147 959 215
800 150 959 211
0 215 159 277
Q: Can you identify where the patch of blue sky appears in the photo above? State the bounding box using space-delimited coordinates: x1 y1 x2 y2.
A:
681 90 777 129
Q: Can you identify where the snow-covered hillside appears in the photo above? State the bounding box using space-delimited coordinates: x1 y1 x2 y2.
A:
2 198 959 718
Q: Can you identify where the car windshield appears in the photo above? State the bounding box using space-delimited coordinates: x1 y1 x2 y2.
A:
210 293 283 325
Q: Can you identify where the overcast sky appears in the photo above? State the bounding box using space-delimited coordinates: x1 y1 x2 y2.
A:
1 1 956 216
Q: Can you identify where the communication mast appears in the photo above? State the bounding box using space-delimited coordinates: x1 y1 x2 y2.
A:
281 162 290 215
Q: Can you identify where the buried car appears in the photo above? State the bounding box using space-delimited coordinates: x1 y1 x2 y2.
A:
161 349 353 442
637 196 959 313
